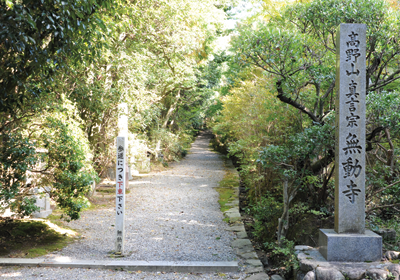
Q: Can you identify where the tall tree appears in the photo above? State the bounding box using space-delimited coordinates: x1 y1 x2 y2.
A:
0 0 111 219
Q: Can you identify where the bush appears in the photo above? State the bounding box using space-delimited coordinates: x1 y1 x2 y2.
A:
151 129 193 162
264 238 298 278
247 194 283 244
0 100 97 221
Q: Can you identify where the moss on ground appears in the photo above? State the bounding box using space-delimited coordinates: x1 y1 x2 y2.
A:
0 219 77 258
215 170 239 212
96 186 131 195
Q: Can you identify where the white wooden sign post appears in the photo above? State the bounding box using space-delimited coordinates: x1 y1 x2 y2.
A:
115 136 126 254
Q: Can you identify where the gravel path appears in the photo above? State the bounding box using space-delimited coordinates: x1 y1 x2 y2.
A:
0 132 247 279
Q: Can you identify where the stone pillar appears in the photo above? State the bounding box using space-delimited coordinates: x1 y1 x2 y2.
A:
115 136 126 254
319 23 382 262
334 23 366 234
31 187 52 219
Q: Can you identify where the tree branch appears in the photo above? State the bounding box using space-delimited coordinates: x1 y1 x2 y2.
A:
366 126 385 151
373 180 400 196
311 149 334 174
276 80 320 123
366 203 400 213
368 69 400 93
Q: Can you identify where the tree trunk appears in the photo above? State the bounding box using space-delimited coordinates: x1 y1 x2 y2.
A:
277 180 290 245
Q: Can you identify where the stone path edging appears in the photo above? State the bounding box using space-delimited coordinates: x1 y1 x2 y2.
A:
0 258 238 273
220 157 268 279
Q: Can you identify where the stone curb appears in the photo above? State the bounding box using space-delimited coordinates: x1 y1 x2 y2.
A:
221 157 267 279
0 258 238 273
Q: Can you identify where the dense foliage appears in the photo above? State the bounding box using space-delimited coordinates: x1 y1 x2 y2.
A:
211 0 400 275
0 0 231 219
2 0 400 275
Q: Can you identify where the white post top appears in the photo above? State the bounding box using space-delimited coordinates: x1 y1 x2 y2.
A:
118 103 128 137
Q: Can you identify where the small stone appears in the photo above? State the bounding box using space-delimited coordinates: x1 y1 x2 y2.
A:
299 259 314 273
316 267 345 280
295 245 313 251
385 251 400 260
388 263 400 275
245 272 270 280
259 255 268 266
374 228 396 241
365 269 389 280
303 271 316 280
296 272 305 280
270 275 285 280
342 268 365 280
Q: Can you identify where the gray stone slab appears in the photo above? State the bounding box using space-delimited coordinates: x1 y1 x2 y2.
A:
226 212 241 222
240 252 258 259
226 212 240 218
245 266 264 274
225 208 240 214
227 225 246 232
232 238 252 248
236 245 255 255
0 258 45 266
297 249 329 272
225 200 239 206
334 23 367 234
319 229 382 262
43 259 106 269
245 259 263 267
0 258 238 273
236 231 248 239
270 275 285 280
246 272 270 280
103 261 239 273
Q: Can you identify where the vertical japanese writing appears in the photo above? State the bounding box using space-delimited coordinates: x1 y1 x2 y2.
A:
340 28 364 206
116 145 124 209
335 23 366 234
343 180 361 204
115 137 126 253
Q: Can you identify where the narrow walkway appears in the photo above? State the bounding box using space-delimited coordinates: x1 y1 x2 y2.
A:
0 131 248 279
50 131 237 261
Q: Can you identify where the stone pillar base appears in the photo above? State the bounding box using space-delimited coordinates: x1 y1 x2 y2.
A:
319 229 382 262
31 209 53 218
